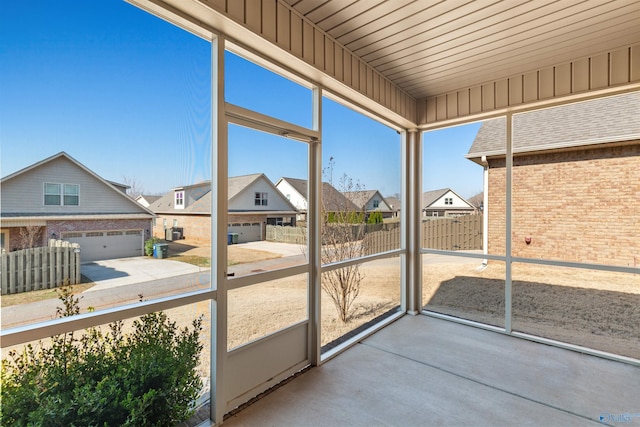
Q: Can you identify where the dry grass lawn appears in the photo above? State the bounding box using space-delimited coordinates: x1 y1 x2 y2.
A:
163 242 640 360
424 261 640 359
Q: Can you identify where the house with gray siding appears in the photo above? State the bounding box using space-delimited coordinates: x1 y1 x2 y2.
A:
0 152 154 261
343 190 394 219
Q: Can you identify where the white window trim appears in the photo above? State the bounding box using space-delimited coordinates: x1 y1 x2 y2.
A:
175 190 185 209
255 191 268 206
44 182 79 206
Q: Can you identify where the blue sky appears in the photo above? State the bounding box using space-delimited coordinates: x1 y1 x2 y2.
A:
1 1 482 199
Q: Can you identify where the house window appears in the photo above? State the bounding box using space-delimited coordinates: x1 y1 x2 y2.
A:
444 197 453 205
44 183 61 205
175 190 185 208
64 184 79 206
173 219 178 227
0 230 8 253
373 199 379 208
44 183 79 205
255 192 268 206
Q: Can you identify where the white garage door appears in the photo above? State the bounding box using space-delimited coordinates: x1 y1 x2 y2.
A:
227 223 262 243
62 230 143 262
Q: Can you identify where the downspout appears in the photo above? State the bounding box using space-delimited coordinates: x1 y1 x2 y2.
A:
481 155 489 267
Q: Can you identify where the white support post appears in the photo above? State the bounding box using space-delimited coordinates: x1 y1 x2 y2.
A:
403 129 422 314
211 34 228 426
505 114 513 334
308 86 322 366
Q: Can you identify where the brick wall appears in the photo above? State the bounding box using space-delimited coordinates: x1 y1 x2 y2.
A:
487 142 640 267
152 213 268 243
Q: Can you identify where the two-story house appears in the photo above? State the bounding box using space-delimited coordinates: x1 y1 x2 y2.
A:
0 152 155 261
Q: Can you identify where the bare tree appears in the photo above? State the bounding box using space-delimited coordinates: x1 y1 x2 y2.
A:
320 159 368 323
122 176 145 199
18 226 43 249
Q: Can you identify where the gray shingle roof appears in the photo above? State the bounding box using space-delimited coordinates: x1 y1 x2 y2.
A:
277 177 360 212
467 91 640 159
422 188 450 208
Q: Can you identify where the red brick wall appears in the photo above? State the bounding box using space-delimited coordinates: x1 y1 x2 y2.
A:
487 142 640 267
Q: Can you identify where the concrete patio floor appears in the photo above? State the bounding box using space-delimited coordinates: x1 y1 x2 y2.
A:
220 315 639 427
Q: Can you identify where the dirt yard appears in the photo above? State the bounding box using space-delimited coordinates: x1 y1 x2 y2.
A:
165 240 639 359
424 261 640 360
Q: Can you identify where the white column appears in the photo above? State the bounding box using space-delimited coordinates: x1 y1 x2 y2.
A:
211 34 228 426
308 86 322 366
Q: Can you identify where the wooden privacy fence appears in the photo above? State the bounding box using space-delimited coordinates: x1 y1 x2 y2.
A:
422 215 483 250
1 239 81 295
267 216 482 252
363 229 401 255
364 215 483 254
266 225 306 244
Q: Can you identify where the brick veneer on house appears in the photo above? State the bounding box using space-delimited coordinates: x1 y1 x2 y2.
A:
153 214 269 243
487 142 640 267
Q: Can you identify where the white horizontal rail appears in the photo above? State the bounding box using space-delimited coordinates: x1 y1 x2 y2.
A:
227 264 310 291
321 249 404 273
1 288 217 348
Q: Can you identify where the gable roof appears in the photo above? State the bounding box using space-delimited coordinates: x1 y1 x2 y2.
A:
385 196 401 211
149 174 298 214
467 91 640 161
149 181 211 213
276 177 308 199
343 190 392 212
276 177 360 212
422 188 473 210
0 151 154 217
136 194 161 204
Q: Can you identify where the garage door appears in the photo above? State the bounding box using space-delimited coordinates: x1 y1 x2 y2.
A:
62 230 144 262
227 223 262 243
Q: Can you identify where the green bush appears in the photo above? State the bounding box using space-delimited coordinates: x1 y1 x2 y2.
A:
1 287 203 426
367 211 383 224
144 237 159 256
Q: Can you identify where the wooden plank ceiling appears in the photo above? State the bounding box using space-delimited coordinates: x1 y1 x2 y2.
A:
283 0 640 100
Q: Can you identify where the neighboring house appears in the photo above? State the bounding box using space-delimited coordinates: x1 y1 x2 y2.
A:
150 174 298 243
275 177 360 221
135 194 161 208
0 152 154 262
466 91 640 266
422 188 476 217
384 196 401 219
343 190 393 219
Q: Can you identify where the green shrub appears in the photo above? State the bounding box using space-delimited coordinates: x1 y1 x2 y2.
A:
367 211 383 224
1 286 203 426
144 237 159 256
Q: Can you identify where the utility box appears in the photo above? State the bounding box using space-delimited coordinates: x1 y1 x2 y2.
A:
154 243 168 259
165 228 174 241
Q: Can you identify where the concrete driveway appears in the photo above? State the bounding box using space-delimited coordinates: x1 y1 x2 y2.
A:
82 256 207 292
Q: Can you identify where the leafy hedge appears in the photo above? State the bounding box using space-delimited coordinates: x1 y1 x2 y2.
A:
1 287 203 426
